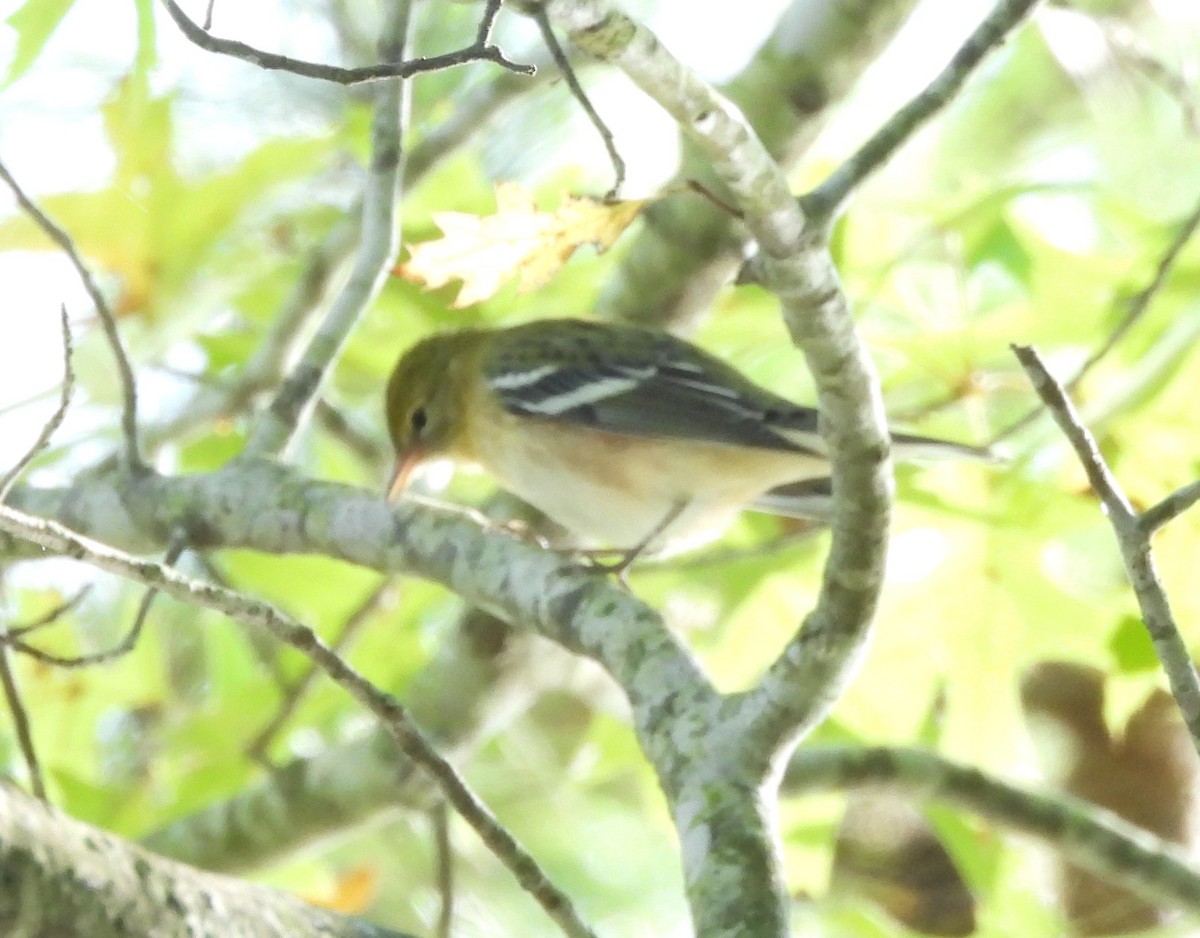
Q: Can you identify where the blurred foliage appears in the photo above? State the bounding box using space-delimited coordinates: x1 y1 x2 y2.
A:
2 0 1200 936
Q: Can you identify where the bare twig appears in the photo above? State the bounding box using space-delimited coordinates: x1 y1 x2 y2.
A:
0 307 74 503
432 802 455 938
1141 480 1200 534
0 640 44 800
529 5 625 199
995 194 1200 444
0 162 142 470
247 577 398 761
6 585 91 639
160 0 534 83
0 386 61 420
0 503 600 938
6 534 187 668
315 398 385 466
1013 343 1200 760
806 0 1045 220
202 0 216 31
474 0 504 46
0 579 46 802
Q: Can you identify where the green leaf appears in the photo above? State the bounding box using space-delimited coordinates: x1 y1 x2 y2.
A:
3 0 76 87
1108 614 1158 673
967 216 1033 286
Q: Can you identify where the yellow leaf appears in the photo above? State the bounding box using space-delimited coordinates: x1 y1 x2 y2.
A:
301 865 378 914
397 182 648 307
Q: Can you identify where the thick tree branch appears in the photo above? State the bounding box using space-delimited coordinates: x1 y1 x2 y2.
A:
536 0 890 751
0 500 600 938
598 0 922 330
1014 344 1200 759
0 782 414 938
785 746 1200 919
514 3 892 934
4 465 715 772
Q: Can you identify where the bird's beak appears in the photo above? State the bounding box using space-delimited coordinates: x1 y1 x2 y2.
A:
387 449 423 504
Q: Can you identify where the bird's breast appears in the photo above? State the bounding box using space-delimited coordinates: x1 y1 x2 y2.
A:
470 413 823 552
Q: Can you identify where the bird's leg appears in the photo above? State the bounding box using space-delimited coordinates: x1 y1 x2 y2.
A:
587 497 690 582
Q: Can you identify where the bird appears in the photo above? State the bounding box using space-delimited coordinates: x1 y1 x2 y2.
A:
384 318 992 564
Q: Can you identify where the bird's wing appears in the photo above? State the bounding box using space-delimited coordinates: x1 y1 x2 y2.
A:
484 327 825 455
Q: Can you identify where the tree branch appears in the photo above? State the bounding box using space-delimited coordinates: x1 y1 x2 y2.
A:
244 2 413 457
515 2 893 933
143 610 583 872
806 0 1046 221
1142 480 1200 534
0 162 142 471
0 500 600 938
1013 343 1200 760
160 0 534 83
995 190 1200 444
598 0 922 330
0 581 45 802
0 306 73 503
528 5 625 199
785 746 1200 919
0 782 414 937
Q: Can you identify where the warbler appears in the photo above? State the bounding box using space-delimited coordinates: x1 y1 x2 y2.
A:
384 318 991 558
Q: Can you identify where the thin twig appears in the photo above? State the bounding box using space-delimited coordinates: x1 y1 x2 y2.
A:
474 0 504 46
529 5 625 199
0 159 142 470
0 306 74 503
433 802 455 938
0 503 601 938
247 577 398 761
994 194 1200 444
6 585 91 639
1141 480 1200 534
194 553 291 690
806 0 1045 220
1099 16 1200 137
203 0 216 30
160 0 535 83
0 386 61 421
683 179 744 221
0 580 46 802
315 398 385 466
6 534 188 668
1013 343 1200 760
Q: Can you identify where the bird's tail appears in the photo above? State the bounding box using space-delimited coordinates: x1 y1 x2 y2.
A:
751 433 1001 520
890 431 1002 464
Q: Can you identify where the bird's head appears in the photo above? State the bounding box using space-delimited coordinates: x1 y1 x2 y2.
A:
383 331 480 503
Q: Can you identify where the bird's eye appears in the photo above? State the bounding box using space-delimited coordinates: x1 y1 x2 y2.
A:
410 407 428 435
